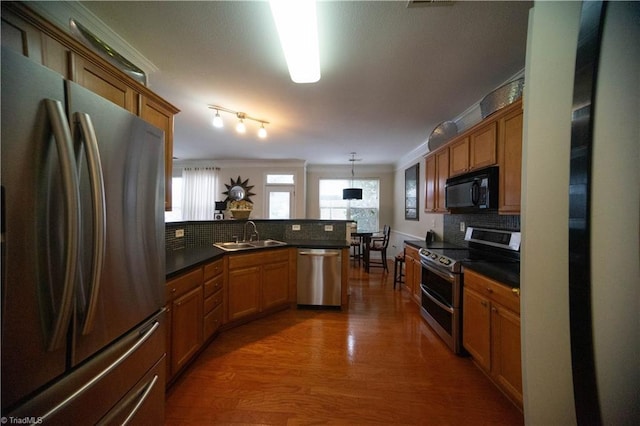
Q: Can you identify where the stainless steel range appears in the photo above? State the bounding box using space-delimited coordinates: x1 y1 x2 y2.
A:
418 227 521 354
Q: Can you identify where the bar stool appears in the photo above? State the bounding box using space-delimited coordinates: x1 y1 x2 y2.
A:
393 253 405 289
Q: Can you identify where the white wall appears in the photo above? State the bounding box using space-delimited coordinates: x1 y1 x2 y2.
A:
173 159 307 219
521 3 580 424
390 146 445 253
521 2 640 424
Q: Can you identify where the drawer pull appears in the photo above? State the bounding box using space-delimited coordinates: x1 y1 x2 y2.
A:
512 288 520 296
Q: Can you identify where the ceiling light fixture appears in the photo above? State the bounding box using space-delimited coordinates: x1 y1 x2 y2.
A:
269 0 321 84
212 109 224 128
208 105 269 138
343 152 363 200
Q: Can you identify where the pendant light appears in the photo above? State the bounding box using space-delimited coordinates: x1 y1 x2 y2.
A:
343 152 362 200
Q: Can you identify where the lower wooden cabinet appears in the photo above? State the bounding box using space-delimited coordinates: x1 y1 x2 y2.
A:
403 245 422 304
227 248 291 324
463 268 522 409
163 248 295 387
165 267 203 384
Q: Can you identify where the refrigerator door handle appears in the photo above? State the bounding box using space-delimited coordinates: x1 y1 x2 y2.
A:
44 99 80 352
95 374 159 426
73 112 106 335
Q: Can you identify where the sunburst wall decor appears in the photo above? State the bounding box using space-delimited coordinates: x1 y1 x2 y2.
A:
223 176 256 203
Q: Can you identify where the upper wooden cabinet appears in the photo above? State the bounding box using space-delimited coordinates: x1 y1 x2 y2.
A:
1 2 179 211
449 122 497 177
498 103 523 214
424 99 522 215
424 146 449 213
71 53 139 114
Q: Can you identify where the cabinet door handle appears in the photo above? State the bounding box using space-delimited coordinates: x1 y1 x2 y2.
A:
512 288 520 296
481 301 488 307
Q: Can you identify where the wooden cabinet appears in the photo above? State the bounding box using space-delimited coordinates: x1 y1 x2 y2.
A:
449 122 497 177
403 245 422 304
470 122 497 170
203 259 225 341
71 53 138 114
1 2 179 211
498 102 523 214
449 137 470 177
140 96 176 211
165 267 203 384
424 146 449 213
227 248 291 324
463 269 522 409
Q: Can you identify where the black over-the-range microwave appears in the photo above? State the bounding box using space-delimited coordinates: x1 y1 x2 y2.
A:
445 166 498 212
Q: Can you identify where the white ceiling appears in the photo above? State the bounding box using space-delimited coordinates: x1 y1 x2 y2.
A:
74 0 531 166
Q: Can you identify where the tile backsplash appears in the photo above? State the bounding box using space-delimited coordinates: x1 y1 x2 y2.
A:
165 220 349 251
444 213 520 246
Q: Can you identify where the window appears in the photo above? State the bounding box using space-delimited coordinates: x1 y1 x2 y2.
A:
319 179 379 232
266 173 295 219
164 177 183 222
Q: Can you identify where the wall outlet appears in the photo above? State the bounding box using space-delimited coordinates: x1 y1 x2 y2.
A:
175 229 185 238
324 225 334 232
459 222 466 232
292 224 301 231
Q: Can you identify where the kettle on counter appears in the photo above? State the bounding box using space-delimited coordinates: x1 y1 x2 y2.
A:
426 230 435 244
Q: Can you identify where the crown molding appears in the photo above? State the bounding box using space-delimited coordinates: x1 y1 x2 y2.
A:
28 1 158 75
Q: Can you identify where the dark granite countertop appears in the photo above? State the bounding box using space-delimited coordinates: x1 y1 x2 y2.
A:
166 240 349 278
403 239 520 288
166 246 225 278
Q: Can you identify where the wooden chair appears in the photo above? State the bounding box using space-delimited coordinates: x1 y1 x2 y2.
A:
367 225 391 272
350 237 361 263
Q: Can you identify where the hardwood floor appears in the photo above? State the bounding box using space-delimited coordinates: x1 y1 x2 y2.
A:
165 262 523 425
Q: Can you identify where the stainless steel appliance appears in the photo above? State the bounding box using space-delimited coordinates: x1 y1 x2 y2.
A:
418 227 520 354
445 166 498 211
297 249 342 307
1 48 166 423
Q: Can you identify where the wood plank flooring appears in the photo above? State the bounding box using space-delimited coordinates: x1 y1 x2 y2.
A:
165 262 524 425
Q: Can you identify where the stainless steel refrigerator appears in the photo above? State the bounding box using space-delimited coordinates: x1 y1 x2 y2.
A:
1 48 166 424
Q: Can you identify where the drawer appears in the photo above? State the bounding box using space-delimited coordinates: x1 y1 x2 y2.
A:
228 248 289 269
166 267 203 301
204 304 223 340
204 290 223 314
464 269 520 314
204 274 223 298
204 259 223 280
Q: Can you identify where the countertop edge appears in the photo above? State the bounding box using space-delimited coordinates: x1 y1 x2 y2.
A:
166 240 349 277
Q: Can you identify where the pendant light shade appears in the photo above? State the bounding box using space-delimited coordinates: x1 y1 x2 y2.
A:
343 152 362 200
343 188 362 200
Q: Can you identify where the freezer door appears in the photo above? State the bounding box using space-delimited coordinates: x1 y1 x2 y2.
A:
66 81 165 365
1 49 74 409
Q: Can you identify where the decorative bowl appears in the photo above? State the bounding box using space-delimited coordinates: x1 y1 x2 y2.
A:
480 78 524 119
230 209 251 220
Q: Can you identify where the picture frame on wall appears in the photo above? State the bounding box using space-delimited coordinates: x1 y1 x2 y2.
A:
405 163 419 220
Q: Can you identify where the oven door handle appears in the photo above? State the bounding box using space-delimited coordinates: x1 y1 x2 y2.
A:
421 285 454 314
421 260 456 282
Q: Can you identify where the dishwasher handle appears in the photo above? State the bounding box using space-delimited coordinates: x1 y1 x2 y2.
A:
298 251 341 257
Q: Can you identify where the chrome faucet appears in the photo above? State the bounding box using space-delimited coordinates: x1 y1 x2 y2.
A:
243 220 259 242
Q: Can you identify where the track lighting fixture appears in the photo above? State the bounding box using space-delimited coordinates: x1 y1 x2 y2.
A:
208 105 269 138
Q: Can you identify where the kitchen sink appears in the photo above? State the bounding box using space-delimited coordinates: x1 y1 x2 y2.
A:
247 239 287 247
213 239 287 251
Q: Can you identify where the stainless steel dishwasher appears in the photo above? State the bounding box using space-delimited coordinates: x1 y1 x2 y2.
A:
297 249 342 307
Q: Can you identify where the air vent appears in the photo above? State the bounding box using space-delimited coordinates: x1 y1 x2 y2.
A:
406 0 455 7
